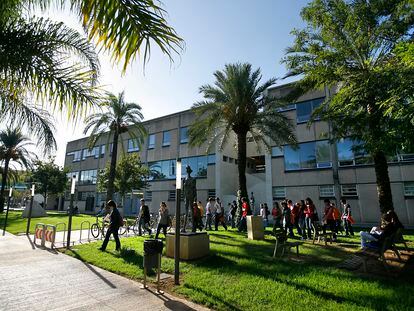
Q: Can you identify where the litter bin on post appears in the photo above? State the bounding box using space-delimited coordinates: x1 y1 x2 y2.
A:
142 239 163 293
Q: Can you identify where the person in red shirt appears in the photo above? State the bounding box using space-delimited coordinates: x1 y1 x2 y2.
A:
238 197 250 232
322 199 337 241
304 197 316 239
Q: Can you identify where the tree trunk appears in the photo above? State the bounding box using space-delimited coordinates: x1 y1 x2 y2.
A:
236 131 248 201
106 132 119 201
0 158 10 213
372 150 394 214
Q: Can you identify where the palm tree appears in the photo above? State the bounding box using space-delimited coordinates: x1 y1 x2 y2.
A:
83 92 147 201
1 0 183 153
0 128 36 212
189 63 297 201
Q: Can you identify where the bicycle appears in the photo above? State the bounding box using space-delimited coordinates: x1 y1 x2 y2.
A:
91 215 127 238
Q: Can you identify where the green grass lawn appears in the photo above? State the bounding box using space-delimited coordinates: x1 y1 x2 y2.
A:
0 211 97 234
63 228 414 311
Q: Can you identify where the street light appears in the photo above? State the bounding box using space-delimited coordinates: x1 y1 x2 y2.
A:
26 184 35 235
2 187 12 236
66 175 76 249
174 159 182 285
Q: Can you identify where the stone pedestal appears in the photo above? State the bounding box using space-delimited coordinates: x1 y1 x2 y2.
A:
21 201 47 218
165 232 209 260
247 216 264 240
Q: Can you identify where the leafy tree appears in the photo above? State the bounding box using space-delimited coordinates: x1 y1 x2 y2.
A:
97 154 150 206
84 92 147 201
0 128 36 212
283 0 414 213
188 63 297 200
31 158 68 207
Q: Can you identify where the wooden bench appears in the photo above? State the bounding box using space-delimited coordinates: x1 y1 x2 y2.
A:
312 222 333 245
357 231 402 272
273 229 302 258
393 228 408 251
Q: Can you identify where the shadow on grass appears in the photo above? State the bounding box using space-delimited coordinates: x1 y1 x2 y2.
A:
117 247 144 268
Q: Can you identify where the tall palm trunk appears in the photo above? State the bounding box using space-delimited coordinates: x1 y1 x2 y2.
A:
0 158 10 213
106 131 119 201
236 131 248 201
373 150 394 214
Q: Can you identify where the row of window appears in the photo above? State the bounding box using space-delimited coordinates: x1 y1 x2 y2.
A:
277 97 324 123
143 188 216 202
272 182 414 199
223 155 238 164
272 138 414 171
148 155 215 181
67 170 97 185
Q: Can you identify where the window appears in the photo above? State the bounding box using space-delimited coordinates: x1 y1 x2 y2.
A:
77 191 95 201
397 153 414 162
404 182 414 196
148 134 155 149
207 154 216 165
162 131 171 147
272 187 286 199
341 184 358 197
66 171 79 181
182 156 208 177
337 138 372 166
67 150 82 162
82 147 99 160
271 146 284 157
79 170 97 185
284 140 332 171
229 157 234 163
180 127 189 144
168 190 176 201
208 189 216 198
100 145 105 158
127 139 140 152
145 191 152 201
277 103 296 112
319 185 335 197
296 97 324 123
223 156 228 162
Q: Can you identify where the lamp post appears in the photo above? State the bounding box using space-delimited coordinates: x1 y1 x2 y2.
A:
66 175 76 249
174 159 182 285
2 187 12 236
26 184 35 235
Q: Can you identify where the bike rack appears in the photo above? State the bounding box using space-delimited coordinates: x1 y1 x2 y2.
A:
44 224 57 249
55 222 66 247
34 223 45 246
79 221 91 243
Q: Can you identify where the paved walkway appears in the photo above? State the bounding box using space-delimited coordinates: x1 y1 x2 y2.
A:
0 234 209 311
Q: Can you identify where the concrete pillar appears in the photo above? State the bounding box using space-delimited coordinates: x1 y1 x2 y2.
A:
265 153 273 205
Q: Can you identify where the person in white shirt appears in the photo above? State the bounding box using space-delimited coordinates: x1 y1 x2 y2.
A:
205 197 215 230
214 197 227 231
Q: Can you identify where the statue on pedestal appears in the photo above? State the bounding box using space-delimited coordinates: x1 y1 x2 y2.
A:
182 165 197 232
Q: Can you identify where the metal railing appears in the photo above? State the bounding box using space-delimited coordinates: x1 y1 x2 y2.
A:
79 221 91 243
55 222 66 247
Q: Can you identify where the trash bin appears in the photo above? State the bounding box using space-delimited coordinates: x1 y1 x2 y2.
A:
143 239 163 270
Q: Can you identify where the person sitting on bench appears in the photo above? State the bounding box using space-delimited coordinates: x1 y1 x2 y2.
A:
360 210 403 249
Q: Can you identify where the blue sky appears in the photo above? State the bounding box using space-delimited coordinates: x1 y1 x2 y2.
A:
45 0 309 165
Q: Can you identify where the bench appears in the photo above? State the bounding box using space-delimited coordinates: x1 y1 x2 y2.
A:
393 228 408 251
312 222 333 245
357 231 402 272
273 229 302 258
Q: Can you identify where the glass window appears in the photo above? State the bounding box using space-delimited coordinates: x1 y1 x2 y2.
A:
299 142 316 169
319 185 335 197
127 139 140 152
223 156 228 162
316 140 332 168
296 97 324 123
341 184 358 196
180 127 189 144
100 145 105 157
207 154 216 165
284 145 300 170
272 187 286 199
277 104 296 112
67 150 82 162
79 169 97 185
196 156 207 177
162 131 171 147
208 189 216 198
168 190 176 201
337 138 354 166
145 191 152 201
271 146 284 157
149 161 163 180
404 182 414 196
148 134 155 149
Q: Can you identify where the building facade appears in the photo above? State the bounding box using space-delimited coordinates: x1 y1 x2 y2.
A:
63 83 414 225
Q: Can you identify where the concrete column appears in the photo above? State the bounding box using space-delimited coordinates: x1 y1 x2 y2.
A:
215 147 222 199
265 153 273 205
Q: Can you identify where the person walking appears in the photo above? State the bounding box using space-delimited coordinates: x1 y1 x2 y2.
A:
304 197 316 239
272 201 282 231
230 200 237 228
298 200 307 239
138 198 151 236
282 201 294 237
155 202 169 239
205 197 215 230
99 200 122 251
322 199 337 241
214 197 227 231
197 200 205 229
289 199 301 236
238 197 250 232
260 203 269 229
341 198 355 236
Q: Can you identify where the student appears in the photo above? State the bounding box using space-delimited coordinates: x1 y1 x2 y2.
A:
322 199 337 241
155 202 169 239
138 198 151 236
272 201 282 230
238 197 250 232
214 197 227 231
260 203 269 228
297 201 307 239
99 200 122 251
304 197 316 239
230 200 237 228
282 201 293 237
205 197 215 230
341 198 355 236
289 199 301 236
192 202 203 232
197 200 205 228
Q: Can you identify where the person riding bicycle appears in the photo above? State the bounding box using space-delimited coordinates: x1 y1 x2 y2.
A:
98 200 122 251
138 198 151 236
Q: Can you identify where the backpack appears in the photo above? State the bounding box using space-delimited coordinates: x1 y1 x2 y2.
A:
266 208 270 216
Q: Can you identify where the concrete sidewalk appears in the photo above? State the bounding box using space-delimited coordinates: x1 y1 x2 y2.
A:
0 234 209 311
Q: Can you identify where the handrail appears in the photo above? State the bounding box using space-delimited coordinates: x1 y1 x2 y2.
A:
55 222 66 247
79 221 91 243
